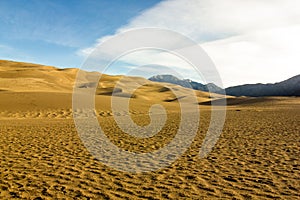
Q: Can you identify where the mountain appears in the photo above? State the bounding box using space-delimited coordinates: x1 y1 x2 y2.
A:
148 75 223 93
224 75 300 97
149 74 300 97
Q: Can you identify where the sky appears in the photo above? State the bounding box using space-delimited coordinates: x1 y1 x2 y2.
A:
0 0 161 67
1 0 300 87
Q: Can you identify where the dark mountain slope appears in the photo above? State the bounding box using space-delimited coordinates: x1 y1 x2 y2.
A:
225 75 300 97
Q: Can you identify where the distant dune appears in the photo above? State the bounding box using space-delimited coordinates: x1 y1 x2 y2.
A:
1 59 299 117
0 59 225 118
0 59 298 118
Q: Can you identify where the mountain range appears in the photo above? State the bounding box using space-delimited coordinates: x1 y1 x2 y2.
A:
225 75 300 97
149 74 300 97
149 75 223 93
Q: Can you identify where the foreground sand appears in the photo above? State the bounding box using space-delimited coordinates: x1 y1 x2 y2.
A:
1 97 299 199
0 60 299 199
0 101 300 199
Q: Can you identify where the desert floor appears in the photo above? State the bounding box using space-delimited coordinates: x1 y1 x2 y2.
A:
0 95 299 199
0 60 299 199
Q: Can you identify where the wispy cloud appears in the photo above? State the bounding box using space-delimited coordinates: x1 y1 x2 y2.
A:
0 44 35 62
80 0 300 87
104 49 201 80
0 44 13 51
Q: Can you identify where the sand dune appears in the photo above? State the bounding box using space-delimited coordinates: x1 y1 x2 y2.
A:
0 60 299 199
0 60 220 119
0 60 77 93
0 59 217 101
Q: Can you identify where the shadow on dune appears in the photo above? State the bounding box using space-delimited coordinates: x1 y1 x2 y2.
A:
199 97 276 106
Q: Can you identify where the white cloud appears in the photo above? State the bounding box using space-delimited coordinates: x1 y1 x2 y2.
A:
203 25 300 86
119 0 300 41
106 49 200 80
80 0 300 87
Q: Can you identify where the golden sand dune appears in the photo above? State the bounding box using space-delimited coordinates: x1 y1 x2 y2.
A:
0 60 77 93
0 60 299 199
0 60 214 96
0 60 218 119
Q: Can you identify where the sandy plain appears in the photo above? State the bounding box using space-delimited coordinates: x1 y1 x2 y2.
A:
0 60 299 199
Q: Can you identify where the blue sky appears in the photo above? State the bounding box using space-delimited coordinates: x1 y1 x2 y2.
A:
0 0 299 87
0 0 161 68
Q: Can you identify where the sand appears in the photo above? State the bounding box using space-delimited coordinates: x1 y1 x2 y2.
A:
0 60 299 199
